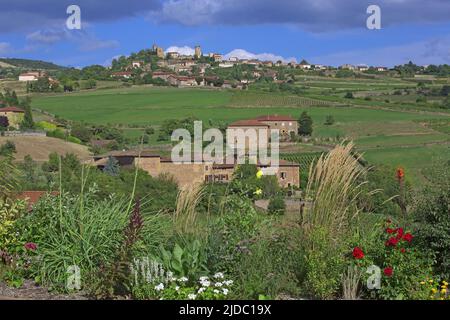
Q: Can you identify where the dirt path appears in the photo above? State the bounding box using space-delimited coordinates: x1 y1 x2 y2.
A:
0 280 88 300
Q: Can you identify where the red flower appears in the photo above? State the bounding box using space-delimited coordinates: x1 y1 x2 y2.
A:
24 242 37 251
403 233 413 243
386 228 395 234
396 167 405 180
384 267 394 277
396 227 404 239
400 248 406 253
386 237 399 247
352 247 365 259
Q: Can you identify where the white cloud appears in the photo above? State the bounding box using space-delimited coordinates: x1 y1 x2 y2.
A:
224 49 297 63
165 45 195 55
164 46 297 63
26 30 67 44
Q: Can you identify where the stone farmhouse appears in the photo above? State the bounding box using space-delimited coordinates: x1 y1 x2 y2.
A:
0 106 24 128
93 151 300 188
228 115 298 140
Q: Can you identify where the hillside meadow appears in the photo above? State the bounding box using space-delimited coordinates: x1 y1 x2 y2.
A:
28 85 450 184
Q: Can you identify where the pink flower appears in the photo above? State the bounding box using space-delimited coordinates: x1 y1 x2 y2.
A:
24 242 37 251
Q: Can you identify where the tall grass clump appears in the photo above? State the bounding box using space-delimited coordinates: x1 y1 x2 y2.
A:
0 157 20 198
301 142 368 299
173 183 205 235
302 142 367 243
14 162 171 296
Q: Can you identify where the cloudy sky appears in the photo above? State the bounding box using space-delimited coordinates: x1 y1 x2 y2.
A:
0 0 449 67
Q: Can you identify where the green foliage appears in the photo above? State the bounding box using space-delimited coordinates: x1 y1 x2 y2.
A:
268 196 286 215
233 225 303 299
71 123 92 142
303 228 346 299
103 156 120 176
298 111 313 136
360 165 412 216
132 273 233 300
0 140 16 156
413 161 450 279
345 91 354 99
35 121 57 132
0 199 26 251
20 105 35 130
12 191 169 293
156 239 209 280
207 194 261 274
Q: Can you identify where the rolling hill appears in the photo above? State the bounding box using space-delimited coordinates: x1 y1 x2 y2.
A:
0 58 66 70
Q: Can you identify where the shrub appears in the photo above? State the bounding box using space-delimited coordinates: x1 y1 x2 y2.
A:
35 121 57 132
268 196 286 215
345 92 354 99
413 162 450 279
0 140 16 156
303 227 345 299
233 225 303 299
0 199 26 252
207 194 261 276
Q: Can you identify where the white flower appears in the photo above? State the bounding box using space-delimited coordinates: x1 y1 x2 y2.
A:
224 280 234 286
214 272 224 279
188 293 197 300
199 276 209 282
154 283 164 291
167 271 176 281
223 288 229 295
213 289 220 294
215 282 223 287
200 280 211 287
198 287 206 294
179 277 188 282
175 286 180 291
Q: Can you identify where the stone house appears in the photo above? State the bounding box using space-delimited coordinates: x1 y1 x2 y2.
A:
92 151 300 188
0 106 24 129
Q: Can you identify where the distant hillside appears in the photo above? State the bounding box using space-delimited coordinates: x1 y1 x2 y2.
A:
0 58 66 70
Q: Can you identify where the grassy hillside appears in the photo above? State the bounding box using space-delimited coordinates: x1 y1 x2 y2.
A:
0 58 66 70
0 136 91 162
30 83 450 184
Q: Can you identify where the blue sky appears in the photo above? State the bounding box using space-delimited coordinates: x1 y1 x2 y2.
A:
0 0 449 67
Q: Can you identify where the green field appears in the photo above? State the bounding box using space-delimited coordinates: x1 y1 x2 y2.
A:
30 84 450 185
31 87 446 125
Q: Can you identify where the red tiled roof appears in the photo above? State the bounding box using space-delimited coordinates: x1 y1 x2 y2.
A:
0 106 24 113
15 191 59 211
228 119 270 127
253 115 295 122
